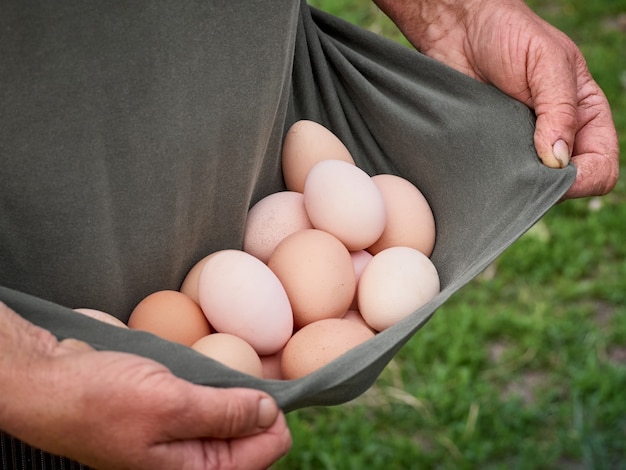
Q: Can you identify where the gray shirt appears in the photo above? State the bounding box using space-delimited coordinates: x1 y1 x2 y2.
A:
0 0 574 410
1 0 300 319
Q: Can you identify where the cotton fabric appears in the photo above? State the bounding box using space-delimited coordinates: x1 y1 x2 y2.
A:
1 3 574 464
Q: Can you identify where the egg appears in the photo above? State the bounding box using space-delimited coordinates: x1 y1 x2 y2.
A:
73 308 128 328
192 333 263 378
197 249 293 355
281 120 355 193
281 318 375 380
243 191 313 263
343 309 376 332
349 249 373 310
260 350 284 380
358 246 440 331
179 252 219 304
368 174 436 257
304 160 386 251
268 229 356 329
127 290 212 346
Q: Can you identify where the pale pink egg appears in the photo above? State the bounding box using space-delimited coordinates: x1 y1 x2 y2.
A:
343 309 376 332
349 250 373 310
243 191 313 263
198 249 293 355
358 246 440 331
260 350 285 380
304 160 386 251
74 308 128 328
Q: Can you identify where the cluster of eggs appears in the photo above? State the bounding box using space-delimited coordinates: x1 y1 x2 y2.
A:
74 120 440 381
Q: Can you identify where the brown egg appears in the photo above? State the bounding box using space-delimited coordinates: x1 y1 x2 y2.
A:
243 191 313 263
281 318 375 380
192 333 263 378
179 252 219 304
74 308 128 328
368 174 436 257
281 120 355 193
268 229 356 329
128 290 212 346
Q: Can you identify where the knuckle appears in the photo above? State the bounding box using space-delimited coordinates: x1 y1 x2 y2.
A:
222 394 256 436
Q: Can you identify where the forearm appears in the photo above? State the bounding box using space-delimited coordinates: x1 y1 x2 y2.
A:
373 0 475 49
373 0 536 55
0 303 60 442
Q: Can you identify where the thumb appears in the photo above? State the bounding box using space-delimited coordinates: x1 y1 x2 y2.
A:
176 386 282 439
528 38 579 169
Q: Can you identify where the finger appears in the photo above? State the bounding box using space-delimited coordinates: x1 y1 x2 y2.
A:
562 77 620 199
563 126 619 199
168 386 282 440
151 411 292 470
529 32 579 169
225 412 293 470
565 152 619 200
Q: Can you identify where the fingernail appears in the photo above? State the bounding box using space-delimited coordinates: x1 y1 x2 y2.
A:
258 397 279 428
552 139 571 168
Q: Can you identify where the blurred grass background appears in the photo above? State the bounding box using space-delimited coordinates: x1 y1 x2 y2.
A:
274 1 626 469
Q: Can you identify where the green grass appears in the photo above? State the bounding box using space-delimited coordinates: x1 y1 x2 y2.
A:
275 1 626 469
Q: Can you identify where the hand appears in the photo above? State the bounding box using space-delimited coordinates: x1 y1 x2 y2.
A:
0 303 292 470
374 0 619 199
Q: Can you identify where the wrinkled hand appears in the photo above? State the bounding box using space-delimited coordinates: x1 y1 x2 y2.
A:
375 0 619 199
0 303 291 470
